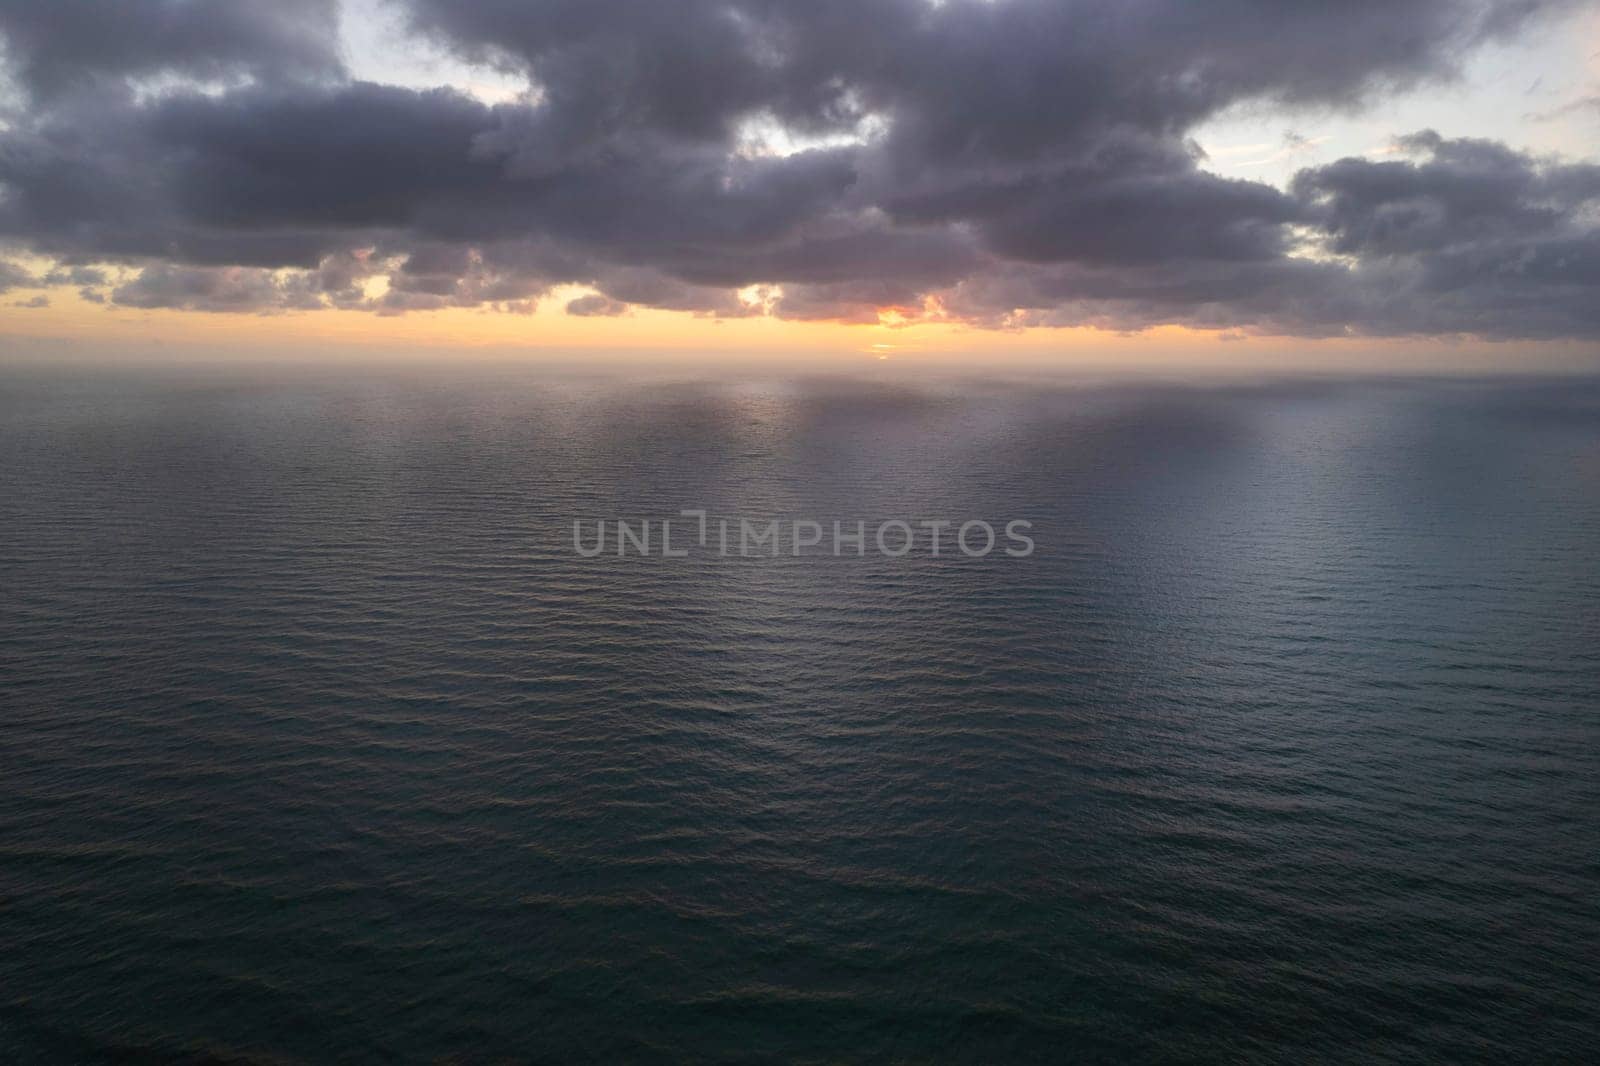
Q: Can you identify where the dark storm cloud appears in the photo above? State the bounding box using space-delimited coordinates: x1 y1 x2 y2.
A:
0 0 342 103
1286 133 1600 338
973 164 1304 266
0 82 496 267
1294 132 1600 257
399 0 1549 157
1 0 1595 338
943 134 1600 340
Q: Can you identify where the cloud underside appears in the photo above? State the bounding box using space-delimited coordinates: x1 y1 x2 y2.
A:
2 0 1598 339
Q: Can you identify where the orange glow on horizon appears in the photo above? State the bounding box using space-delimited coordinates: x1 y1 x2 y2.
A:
4 277 1597 374
0 281 1225 357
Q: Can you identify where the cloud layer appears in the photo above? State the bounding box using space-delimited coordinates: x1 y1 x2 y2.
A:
1 0 1596 338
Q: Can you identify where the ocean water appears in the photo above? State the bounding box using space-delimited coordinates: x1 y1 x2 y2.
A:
1 366 1597 1063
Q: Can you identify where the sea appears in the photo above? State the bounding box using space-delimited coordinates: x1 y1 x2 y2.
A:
2 364 1597 1062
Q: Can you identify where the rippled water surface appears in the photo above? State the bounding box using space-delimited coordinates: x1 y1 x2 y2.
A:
2 367 1598 1063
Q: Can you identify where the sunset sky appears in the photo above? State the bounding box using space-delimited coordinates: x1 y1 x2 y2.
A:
2 0 1599 367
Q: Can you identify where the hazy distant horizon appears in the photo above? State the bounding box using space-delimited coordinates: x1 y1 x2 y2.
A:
8 335 1600 380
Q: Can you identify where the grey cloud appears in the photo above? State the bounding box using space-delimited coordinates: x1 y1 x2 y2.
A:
111 263 325 312
978 167 1302 265
402 0 1566 162
1 0 1596 339
944 131 1600 342
1279 134 1600 338
1295 133 1600 257
0 0 342 105
42 264 106 286
565 294 627 317
939 256 1360 335
0 257 32 291
387 243 555 307
587 267 755 318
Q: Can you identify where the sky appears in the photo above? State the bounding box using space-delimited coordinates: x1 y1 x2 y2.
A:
1 0 1599 368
